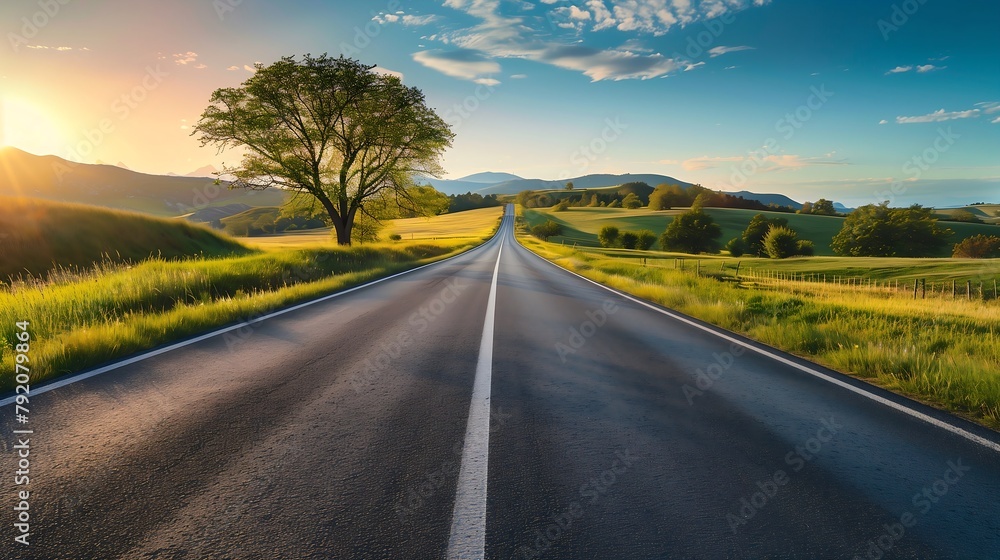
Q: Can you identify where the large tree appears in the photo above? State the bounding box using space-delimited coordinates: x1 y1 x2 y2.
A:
742 213 788 256
832 203 952 257
659 206 721 254
193 54 454 245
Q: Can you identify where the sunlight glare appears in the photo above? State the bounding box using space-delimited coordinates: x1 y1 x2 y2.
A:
2 96 67 157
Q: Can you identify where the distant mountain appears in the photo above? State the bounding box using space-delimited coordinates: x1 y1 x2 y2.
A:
185 164 220 178
0 147 285 217
477 173 695 195
413 176 495 196
723 190 801 209
456 172 523 184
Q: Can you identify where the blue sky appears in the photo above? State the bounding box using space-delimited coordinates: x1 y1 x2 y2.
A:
1 0 997 206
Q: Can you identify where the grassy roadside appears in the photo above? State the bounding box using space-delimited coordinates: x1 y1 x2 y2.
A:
514 213 1000 431
0 233 497 394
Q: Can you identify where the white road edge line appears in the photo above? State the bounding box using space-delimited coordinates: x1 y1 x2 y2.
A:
516 234 1000 455
447 225 504 560
0 219 507 409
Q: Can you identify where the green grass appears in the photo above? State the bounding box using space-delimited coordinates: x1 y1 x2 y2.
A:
515 215 1000 430
525 206 1000 257
0 203 500 392
0 238 493 393
0 196 252 281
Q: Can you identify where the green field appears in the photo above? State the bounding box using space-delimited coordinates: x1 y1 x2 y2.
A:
245 206 504 250
524 206 1000 257
0 196 251 281
0 200 501 392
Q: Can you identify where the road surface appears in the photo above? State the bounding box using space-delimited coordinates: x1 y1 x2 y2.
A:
3 206 999 559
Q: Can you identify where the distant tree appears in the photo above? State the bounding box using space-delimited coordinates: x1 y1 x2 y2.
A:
635 230 657 250
617 182 654 205
724 237 746 257
796 239 815 256
531 220 563 240
832 203 952 257
742 214 789 256
552 199 570 212
800 201 813 214
608 199 622 208
692 192 716 210
565 181 574 190
193 55 453 245
648 186 671 210
812 199 836 216
650 184 687 210
622 192 643 209
598 225 620 248
516 190 535 207
952 235 1000 258
449 192 502 213
620 231 639 249
588 194 600 207
947 210 983 223
659 207 721 254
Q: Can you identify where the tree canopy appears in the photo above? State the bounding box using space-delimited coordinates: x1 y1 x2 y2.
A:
193 54 454 245
831 203 952 257
659 207 721 254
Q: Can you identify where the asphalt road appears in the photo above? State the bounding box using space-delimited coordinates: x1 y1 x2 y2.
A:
3 205 999 559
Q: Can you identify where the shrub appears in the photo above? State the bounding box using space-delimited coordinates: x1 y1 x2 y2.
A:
725 238 746 257
608 199 622 208
763 226 800 259
622 193 642 209
598 225 620 248
635 230 657 250
620 231 639 249
796 239 815 256
952 235 1000 258
389 233 403 241
531 220 563 240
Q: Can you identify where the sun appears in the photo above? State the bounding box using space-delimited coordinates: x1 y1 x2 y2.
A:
2 96 68 157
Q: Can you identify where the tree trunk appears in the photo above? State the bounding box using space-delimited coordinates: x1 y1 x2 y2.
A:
316 195 352 246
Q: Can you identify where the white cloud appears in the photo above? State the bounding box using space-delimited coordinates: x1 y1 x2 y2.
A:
475 77 501 86
682 156 743 170
173 51 198 65
194 63 207 70
412 49 501 81
708 45 754 58
896 108 983 124
510 74 528 79
226 65 240 71
25 45 89 52
243 64 256 72
373 66 405 80
684 61 705 71
879 119 889 125
886 63 946 75
992 117 1000 124
419 0 771 82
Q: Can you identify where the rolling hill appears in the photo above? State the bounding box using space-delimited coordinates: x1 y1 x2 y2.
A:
0 147 285 217
0 196 251 280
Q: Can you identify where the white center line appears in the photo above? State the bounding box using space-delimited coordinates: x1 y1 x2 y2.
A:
447 225 505 560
